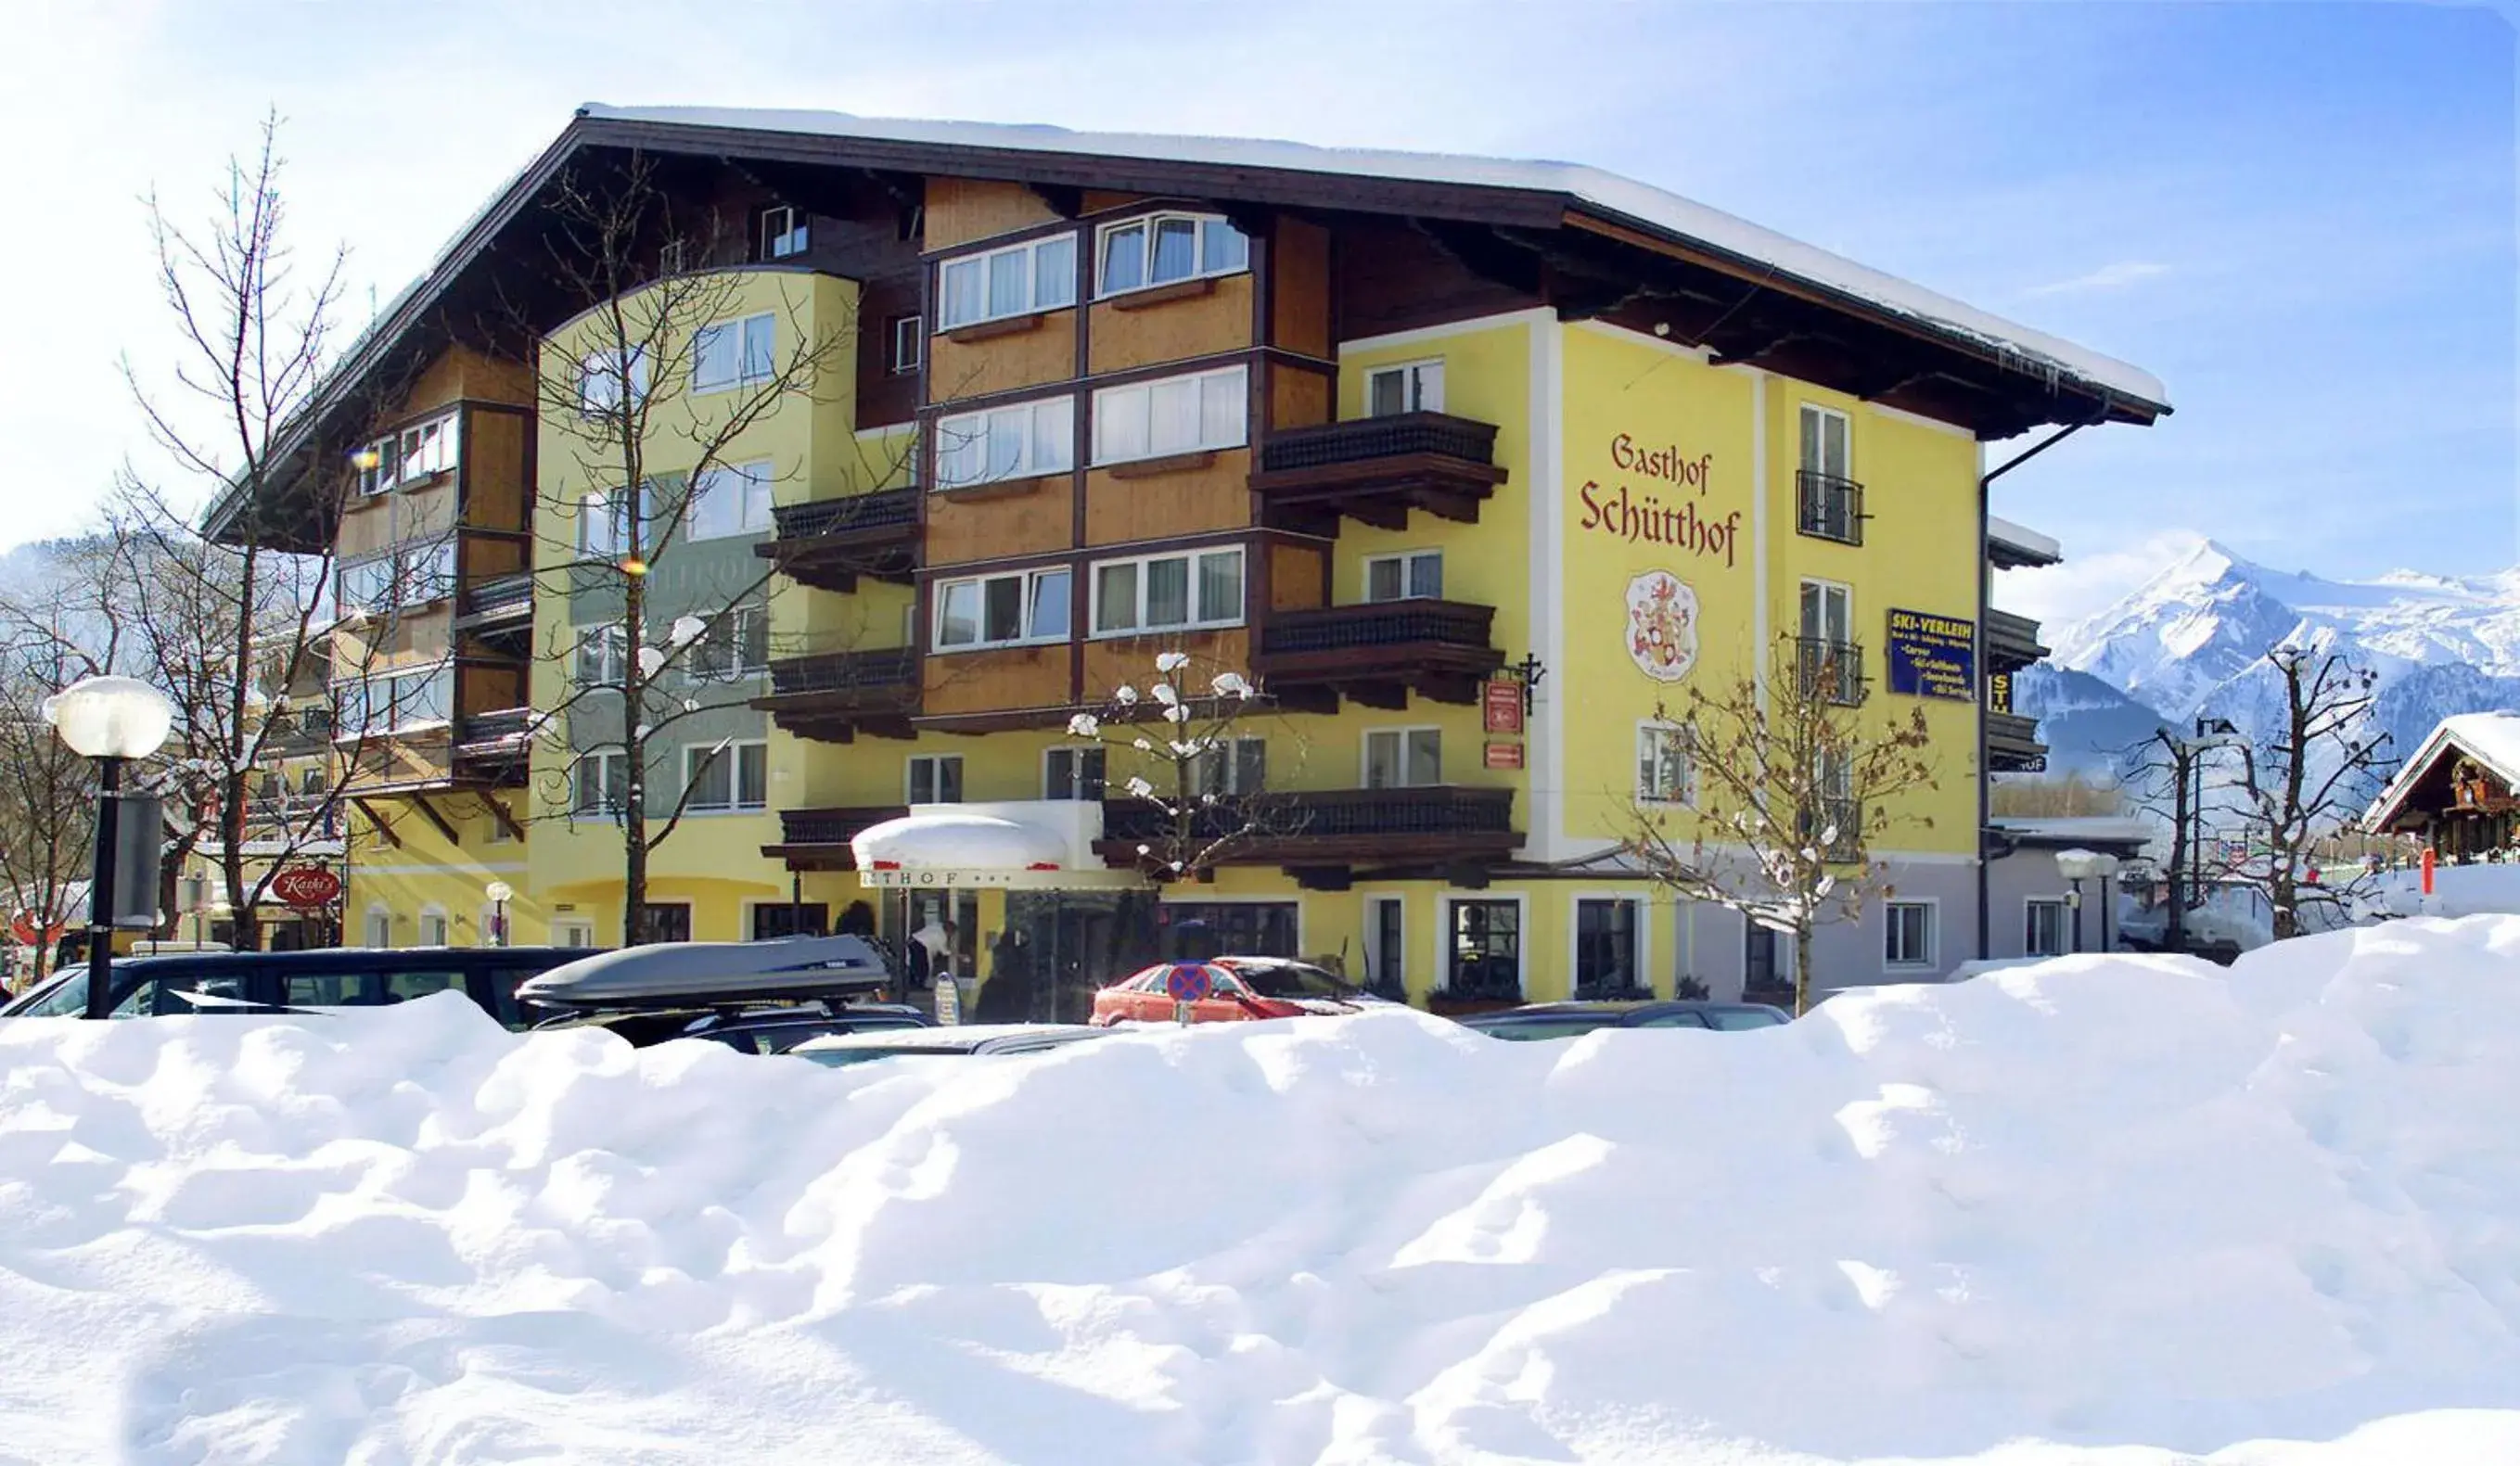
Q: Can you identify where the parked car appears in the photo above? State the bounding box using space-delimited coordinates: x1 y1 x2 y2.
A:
788 1023 1111 1069
516 934 927 1052
0 946 606 1026
1457 1000 1792 1040
1092 956 1388 1026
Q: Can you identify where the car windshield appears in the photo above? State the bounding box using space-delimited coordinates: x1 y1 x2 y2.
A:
1232 963 1355 1000
1477 1016 1618 1040
795 1043 975 1068
1708 1008 1787 1029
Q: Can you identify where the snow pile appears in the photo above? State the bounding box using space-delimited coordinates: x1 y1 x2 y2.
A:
8 921 2520 1464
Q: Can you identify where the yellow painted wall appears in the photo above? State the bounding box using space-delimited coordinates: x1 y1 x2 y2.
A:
343 793 534 948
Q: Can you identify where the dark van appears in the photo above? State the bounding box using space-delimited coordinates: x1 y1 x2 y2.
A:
0 947 604 1029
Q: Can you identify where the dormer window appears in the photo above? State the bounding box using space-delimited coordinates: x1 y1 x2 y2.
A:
761 205 808 261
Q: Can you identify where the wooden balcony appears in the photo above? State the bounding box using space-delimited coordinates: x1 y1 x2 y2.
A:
454 572 534 634
1249 412 1507 537
762 805 909 870
452 706 534 785
1252 599 1504 709
1987 708 2048 774
755 489 920 593
1094 784 1521 886
751 646 919 742
1985 607 2050 674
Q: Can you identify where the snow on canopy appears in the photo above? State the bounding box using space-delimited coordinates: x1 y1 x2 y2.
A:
6 918 2520 1461
579 103 2168 411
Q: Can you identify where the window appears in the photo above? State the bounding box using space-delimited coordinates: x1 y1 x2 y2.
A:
1091 547 1244 635
1092 365 1247 465
571 751 632 818
1159 902 1298 960
1798 579 1862 705
352 413 460 495
354 433 399 496
417 911 449 948
693 312 776 393
1800 403 1852 481
1447 899 1522 1000
685 460 775 540
578 492 629 558
685 606 769 682
934 567 1072 649
1367 897 1406 998
1094 212 1247 297
1800 579 1853 644
336 663 453 736
1367 360 1444 416
575 623 627 687
760 204 809 261
578 350 650 416
659 238 688 277
908 754 964 805
1885 901 1936 969
1043 745 1106 801
752 902 829 940
2026 898 2068 959
934 396 1074 491
1364 728 1441 788
1637 722 1695 804
554 919 596 948
1364 550 1442 603
1797 404 1861 544
684 741 767 812
1745 923 1782 993
1574 899 1644 997
365 909 393 950
889 315 923 375
1191 737 1266 797
337 555 395 614
397 541 457 606
937 234 1078 330
639 903 692 945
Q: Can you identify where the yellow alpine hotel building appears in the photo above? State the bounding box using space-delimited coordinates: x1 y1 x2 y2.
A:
207 108 2168 1005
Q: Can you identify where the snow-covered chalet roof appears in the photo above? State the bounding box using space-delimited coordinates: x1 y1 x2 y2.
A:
2365 710 2520 831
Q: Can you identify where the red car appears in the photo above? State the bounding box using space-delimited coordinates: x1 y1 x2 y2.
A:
1091 956 1386 1026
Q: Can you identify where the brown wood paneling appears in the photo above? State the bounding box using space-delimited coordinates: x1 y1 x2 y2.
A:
1269 218 1332 357
452 351 535 407
1084 449 1253 545
1082 628 1249 694
926 177 1063 250
1336 218 1541 342
923 644 1071 715
1082 191 1148 214
1268 543 1325 611
855 274 924 427
1089 274 1256 375
462 409 529 531
924 478 1074 567
396 480 459 542
336 496 398 559
928 311 1078 402
459 665 524 715
463 533 528 580
346 730 454 792
1268 363 1332 434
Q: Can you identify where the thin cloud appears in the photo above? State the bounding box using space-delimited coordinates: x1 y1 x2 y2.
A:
2026 259 2171 298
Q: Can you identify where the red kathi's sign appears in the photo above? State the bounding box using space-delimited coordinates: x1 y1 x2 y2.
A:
1576 433 1740 567
270 866 342 910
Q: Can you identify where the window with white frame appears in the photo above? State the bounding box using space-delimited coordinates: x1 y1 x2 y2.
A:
908 753 964 805
1885 901 1936 968
685 460 775 540
336 662 454 737
760 204 809 261
575 623 628 687
1800 579 1854 644
1799 402 1852 480
1092 365 1247 465
352 412 460 495
684 740 767 812
693 312 776 393
337 555 395 615
1364 728 1441 788
418 910 450 947
938 234 1078 331
1094 212 1247 297
934 567 1072 650
578 492 629 558
1043 745 1106 801
577 349 650 416
1091 547 1244 636
397 540 457 606
1637 721 1695 804
889 314 923 375
934 396 1074 490
2025 898 2067 958
1364 550 1442 603
571 750 632 818
684 606 769 682
1366 360 1444 416
1192 736 1266 797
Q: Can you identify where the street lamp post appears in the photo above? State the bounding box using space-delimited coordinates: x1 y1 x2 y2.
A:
41 676 176 1020
485 881 513 948
2055 848 2122 955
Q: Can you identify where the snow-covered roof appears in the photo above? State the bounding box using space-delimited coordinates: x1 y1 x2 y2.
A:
581 104 2168 411
2365 710 2520 829
1988 516 2063 566
1990 816 2155 849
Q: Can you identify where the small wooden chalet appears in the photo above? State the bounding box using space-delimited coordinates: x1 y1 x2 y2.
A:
2365 711 2520 860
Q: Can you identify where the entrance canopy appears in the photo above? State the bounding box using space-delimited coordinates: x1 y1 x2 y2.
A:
852 802 1149 891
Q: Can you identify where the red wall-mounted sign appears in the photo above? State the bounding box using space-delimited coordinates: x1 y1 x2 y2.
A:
1483 679 1524 734
270 866 343 910
1484 741 1526 771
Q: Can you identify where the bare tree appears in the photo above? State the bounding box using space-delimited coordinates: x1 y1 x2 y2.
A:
1625 637 1938 1014
506 154 882 945
0 624 98 983
1061 648 1305 886
2122 725 2220 951
1989 770 2131 818
2210 645 2397 939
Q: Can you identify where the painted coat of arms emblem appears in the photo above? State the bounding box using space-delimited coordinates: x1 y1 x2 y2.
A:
1626 571 1699 682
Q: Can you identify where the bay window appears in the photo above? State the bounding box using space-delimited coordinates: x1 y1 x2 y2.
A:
693 312 776 393
934 566 1072 650
1091 546 1243 635
1094 212 1247 297
1092 364 1247 465
352 411 460 494
935 396 1074 490
937 234 1078 330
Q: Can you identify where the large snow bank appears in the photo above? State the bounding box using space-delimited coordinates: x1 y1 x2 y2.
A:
8 921 2520 1464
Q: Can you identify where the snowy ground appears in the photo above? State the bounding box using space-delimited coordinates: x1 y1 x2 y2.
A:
6 921 2520 1465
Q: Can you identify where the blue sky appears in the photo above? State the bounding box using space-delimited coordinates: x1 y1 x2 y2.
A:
1 1 2507 626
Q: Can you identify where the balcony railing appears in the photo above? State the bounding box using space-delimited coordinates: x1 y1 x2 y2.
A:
1796 470 1865 546
460 572 534 621
770 488 919 541
1796 637 1868 707
759 489 921 593
262 709 335 753
1987 708 2048 774
456 708 536 747
762 805 910 869
768 646 919 697
1985 607 2049 673
1252 599 1503 706
1249 411 1509 535
756 647 920 741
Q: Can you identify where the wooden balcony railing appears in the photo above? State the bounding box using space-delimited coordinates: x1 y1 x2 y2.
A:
762 805 909 869
1986 708 2048 774
1249 411 1508 536
1795 470 1865 546
757 488 921 593
459 572 534 621
1985 607 2050 673
1252 599 1503 708
754 647 920 742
